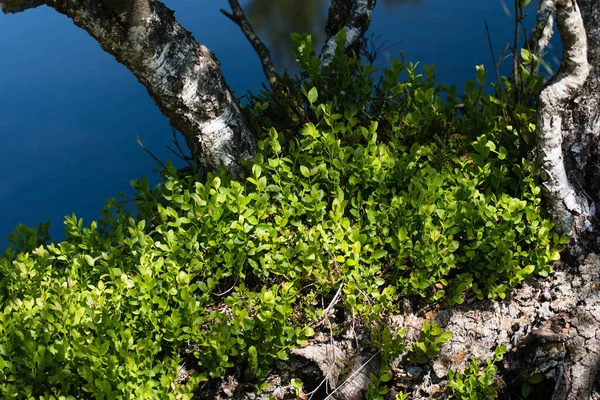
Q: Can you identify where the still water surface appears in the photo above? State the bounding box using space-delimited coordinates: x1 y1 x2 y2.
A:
0 0 549 248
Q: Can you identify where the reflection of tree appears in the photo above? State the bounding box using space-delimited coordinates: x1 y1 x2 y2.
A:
245 0 328 68
243 0 423 68
381 0 423 6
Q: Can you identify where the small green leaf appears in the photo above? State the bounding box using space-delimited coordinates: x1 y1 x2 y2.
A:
373 249 387 259
307 87 318 105
98 342 110 356
300 165 311 177
84 255 95 266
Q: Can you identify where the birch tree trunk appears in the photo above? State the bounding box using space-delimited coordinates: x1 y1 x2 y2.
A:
535 0 600 240
0 0 257 175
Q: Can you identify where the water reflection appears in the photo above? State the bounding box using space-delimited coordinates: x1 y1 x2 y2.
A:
244 0 422 69
382 0 424 6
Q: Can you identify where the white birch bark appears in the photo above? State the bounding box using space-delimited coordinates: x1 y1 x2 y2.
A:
531 0 556 59
536 0 591 235
320 0 377 69
1 0 257 175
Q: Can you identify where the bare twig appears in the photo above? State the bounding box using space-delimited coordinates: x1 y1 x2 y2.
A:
485 21 509 123
312 281 345 327
220 0 280 91
91 242 127 264
513 0 521 104
134 133 166 168
360 33 402 64
211 277 238 297
166 126 194 164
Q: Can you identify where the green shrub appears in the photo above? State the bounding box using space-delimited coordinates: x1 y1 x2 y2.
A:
447 345 507 399
408 321 453 364
0 33 562 398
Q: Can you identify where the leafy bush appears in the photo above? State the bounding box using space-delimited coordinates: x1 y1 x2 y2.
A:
0 33 562 398
447 345 507 399
408 321 453 364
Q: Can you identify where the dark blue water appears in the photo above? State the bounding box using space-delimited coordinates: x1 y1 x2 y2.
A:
0 0 554 249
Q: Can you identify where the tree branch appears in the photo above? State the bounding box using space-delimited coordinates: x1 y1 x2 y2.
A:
537 0 590 235
320 0 377 69
220 0 280 92
0 0 45 13
325 0 353 39
530 0 556 60
1 0 257 175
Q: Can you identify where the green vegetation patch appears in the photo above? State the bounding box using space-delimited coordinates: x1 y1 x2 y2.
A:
0 33 562 399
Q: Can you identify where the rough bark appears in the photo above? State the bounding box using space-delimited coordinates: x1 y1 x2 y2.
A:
320 0 377 68
0 0 257 175
536 0 591 236
530 0 556 60
542 0 600 395
190 256 600 400
325 0 353 39
4 0 600 398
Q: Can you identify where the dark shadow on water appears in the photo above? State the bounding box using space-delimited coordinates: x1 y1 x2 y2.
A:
244 0 423 70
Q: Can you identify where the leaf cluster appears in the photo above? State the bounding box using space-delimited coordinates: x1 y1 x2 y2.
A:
0 32 562 398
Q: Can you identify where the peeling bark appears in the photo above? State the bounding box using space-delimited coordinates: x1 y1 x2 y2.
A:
536 0 591 236
538 2 600 395
320 0 377 69
4 0 600 398
1 0 257 175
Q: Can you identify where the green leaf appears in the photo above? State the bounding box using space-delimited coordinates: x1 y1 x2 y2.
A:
84 254 95 266
373 249 387 259
307 87 318 105
380 372 393 383
528 373 545 384
98 342 110 356
300 165 311 178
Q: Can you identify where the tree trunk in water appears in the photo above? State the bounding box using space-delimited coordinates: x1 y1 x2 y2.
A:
0 0 257 175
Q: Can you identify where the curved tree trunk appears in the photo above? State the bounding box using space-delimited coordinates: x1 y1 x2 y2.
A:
539 1 600 397
536 0 590 236
1 0 257 175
